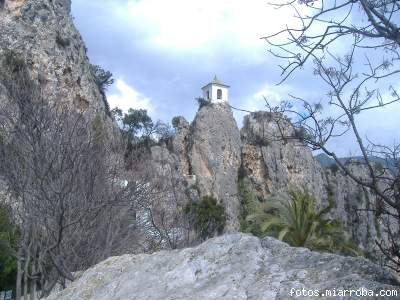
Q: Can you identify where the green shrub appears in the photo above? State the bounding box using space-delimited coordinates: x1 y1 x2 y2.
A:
55 32 71 48
90 64 114 117
196 97 211 109
374 161 385 174
238 179 262 234
244 189 360 256
253 135 270 147
294 126 308 140
328 163 340 174
185 196 226 241
2 50 25 74
171 116 181 128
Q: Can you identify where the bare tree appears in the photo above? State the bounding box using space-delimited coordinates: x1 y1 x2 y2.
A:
263 0 400 271
0 51 142 298
125 144 194 252
0 50 197 298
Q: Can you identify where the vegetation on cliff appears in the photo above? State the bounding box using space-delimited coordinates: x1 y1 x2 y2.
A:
264 0 400 272
239 180 359 256
185 196 226 241
0 51 142 298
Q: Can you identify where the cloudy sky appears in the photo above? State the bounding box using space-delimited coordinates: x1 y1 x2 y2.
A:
71 0 399 156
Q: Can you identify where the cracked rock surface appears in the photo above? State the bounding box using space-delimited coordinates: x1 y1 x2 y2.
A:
46 233 400 300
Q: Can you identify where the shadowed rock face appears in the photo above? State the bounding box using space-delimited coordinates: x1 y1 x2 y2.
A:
0 0 106 116
189 103 242 231
172 116 191 176
46 233 400 300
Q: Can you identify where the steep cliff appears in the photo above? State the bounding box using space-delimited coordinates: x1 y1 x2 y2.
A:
240 111 327 201
324 166 382 257
172 116 191 176
0 0 108 117
240 111 392 259
46 233 400 300
189 103 242 231
166 107 390 257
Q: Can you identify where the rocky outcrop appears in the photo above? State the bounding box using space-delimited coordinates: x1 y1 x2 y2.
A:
239 111 394 260
241 112 327 202
46 233 400 300
164 104 242 233
172 116 191 176
0 0 109 118
324 167 378 255
166 108 390 256
323 164 395 258
189 103 242 231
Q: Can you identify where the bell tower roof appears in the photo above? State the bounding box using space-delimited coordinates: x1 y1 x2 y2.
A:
202 75 230 90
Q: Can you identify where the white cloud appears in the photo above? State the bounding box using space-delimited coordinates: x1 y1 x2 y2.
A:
107 79 154 113
72 0 398 157
252 85 289 108
241 82 322 112
232 83 293 125
110 0 309 53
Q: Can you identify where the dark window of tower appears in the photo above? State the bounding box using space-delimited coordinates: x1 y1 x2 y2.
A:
217 89 222 99
207 90 210 100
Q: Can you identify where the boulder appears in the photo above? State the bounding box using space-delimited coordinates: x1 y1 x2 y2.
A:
46 233 400 300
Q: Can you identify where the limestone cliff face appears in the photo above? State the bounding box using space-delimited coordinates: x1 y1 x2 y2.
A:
171 116 191 176
324 166 382 257
240 112 327 202
0 0 107 116
168 107 388 256
324 164 398 258
189 103 242 231
239 111 391 258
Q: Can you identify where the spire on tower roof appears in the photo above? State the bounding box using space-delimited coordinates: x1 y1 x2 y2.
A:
202 75 230 89
211 75 224 85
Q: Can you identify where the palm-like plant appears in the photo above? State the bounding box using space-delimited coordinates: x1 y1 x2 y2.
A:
245 189 360 256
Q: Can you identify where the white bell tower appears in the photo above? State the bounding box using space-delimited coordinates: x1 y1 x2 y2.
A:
201 76 229 103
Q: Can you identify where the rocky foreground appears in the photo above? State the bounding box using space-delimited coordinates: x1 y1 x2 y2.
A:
46 234 399 300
